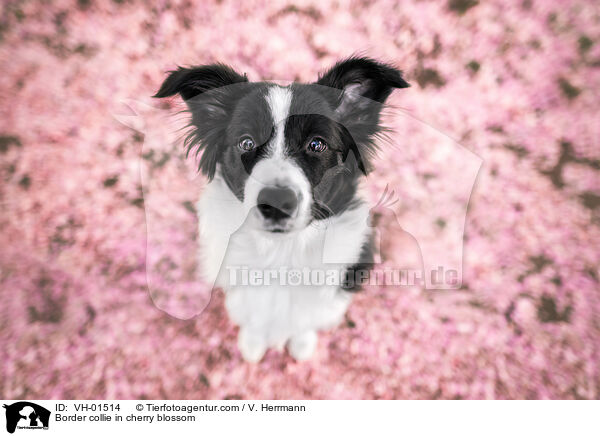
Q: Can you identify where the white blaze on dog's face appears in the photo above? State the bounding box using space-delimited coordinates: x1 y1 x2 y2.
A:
238 85 312 233
154 58 409 233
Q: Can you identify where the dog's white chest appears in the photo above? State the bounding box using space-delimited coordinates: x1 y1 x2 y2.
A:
198 176 370 354
219 227 354 347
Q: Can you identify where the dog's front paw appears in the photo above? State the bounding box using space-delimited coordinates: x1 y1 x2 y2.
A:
287 330 318 361
238 329 267 363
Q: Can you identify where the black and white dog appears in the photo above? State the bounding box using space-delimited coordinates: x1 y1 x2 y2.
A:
155 57 409 361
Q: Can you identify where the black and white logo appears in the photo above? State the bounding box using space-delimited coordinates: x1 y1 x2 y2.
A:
3 402 50 433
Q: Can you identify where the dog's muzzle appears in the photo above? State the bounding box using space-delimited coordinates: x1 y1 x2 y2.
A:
257 186 299 226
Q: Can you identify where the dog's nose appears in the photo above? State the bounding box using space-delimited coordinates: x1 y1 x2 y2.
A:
257 187 298 221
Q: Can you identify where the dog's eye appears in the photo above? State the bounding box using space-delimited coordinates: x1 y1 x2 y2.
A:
307 137 327 153
238 136 256 151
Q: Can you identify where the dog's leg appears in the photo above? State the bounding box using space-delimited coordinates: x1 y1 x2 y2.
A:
238 328 267 363
287 330 318 361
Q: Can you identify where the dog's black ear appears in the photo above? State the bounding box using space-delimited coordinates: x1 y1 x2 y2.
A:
316 57 408 126
317 57 409 174
154 64 248 179
153 64 248 101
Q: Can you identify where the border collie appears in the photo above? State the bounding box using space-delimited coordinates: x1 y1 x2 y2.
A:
154 57 409 361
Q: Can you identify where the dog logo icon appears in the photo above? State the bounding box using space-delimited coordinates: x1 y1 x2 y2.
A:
2 402 50 433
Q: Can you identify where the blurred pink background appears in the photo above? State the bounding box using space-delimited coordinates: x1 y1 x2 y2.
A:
1 0 599 399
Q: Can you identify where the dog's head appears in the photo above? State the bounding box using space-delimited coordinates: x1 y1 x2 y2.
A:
154 57 409 233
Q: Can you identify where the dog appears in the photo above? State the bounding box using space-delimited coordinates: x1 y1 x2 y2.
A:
154 57 409 361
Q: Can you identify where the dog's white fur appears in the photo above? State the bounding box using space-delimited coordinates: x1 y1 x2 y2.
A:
197 86 371 362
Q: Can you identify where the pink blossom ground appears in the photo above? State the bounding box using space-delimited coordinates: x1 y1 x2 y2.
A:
1 0 599 399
